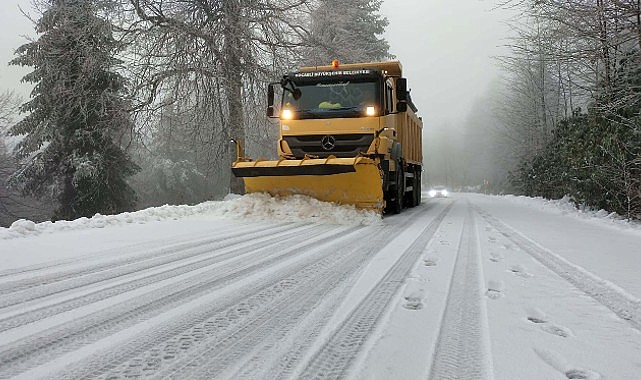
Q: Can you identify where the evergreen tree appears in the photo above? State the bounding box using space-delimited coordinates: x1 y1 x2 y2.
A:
500 0 641 220
305 0 391 65
10 0 139 220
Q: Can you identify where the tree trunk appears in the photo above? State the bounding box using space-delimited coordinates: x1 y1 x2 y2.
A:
597 0 612 95
223 0 246 195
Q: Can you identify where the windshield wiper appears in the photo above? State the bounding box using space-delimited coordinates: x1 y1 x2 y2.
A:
292 106 364 119
328 106 360 111
296 109 325 117
303 106 361 114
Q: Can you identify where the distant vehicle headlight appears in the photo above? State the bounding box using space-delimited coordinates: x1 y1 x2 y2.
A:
428 190 437 197
441 190 448 197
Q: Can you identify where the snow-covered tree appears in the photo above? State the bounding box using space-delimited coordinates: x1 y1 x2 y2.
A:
1 91 20 225
304 0 391 65
126 0 311 195
129 101 218 208
498 0 641 219
10 0 139 221
0 90 52 226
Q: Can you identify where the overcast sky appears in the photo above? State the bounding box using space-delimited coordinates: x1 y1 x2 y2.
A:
0 0 514 129
0 0 34 97
380 0 514 129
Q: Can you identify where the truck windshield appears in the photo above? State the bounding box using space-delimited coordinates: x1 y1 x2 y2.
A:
282 80 378 119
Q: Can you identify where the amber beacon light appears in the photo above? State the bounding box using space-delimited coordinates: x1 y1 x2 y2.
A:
331 59 340 69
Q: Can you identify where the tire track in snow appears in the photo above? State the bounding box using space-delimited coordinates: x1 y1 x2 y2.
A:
0 224 319 332
152 230 378 380
173 205 441 380
0 225 353 378
0 223 263 284
242 205 452 380
428 206 494 380
297 202 453 380
475 206 641 332
0 223 292 299
43 204 440 380
41 224 378 380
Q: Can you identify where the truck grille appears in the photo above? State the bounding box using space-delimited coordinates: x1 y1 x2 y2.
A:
283 134 375 158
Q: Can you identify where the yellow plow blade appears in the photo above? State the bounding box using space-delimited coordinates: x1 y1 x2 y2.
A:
232 157 384 212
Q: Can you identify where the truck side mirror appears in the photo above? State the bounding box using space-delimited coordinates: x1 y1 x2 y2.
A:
267 84 275 117
396 102 407 112
396 78 407 101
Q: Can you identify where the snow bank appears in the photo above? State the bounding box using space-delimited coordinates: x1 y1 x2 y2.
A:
497 194 641 231
0 193 382 240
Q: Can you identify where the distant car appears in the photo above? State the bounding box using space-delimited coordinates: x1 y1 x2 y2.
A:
428 186 449 198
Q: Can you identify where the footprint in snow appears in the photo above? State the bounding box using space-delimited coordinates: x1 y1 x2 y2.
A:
526 307 547 324
534 348 601 380
403 295 424 310
423 256 439 267
402 283 425 310
565 368 602 379
526 308 573 337
489 251 503 262
509 264 533 277
486 280 505 300
541 323 574 338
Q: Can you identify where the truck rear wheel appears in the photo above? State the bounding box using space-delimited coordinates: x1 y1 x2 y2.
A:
404 166 421 208
414 170 421 206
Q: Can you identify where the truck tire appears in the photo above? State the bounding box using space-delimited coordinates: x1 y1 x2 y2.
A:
414 170 421 206
404 166 420 208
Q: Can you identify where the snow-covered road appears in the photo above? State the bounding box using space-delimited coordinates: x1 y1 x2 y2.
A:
1 193 640 379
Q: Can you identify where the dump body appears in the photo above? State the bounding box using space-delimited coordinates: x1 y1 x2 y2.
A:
232 60 423 213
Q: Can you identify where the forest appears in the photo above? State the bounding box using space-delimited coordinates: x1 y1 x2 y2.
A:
433 0 641 221
496 0 641 220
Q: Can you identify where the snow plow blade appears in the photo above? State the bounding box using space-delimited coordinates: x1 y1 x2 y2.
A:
232 157 384 212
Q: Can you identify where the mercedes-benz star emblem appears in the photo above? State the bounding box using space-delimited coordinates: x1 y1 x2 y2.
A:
321 135 336 151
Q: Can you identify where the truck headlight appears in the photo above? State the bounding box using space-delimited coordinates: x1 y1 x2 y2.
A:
281 109 294 120
365 106 376 116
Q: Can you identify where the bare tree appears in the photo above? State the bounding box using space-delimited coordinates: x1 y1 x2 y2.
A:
0 91 21 226
496 10 569 164
498 0 641 218
118 0 311 195
0 90 53 226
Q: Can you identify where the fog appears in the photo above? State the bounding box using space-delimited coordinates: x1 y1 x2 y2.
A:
0 1 33 98
380 0 515 190
1 0 516 190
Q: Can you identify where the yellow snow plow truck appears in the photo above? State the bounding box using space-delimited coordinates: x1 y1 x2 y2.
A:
231 60 423 214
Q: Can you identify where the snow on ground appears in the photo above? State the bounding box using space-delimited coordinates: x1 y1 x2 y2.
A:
1 192 640 379
357 193 641 380
0 193 382 241
498 193 640 230
3 192 638 241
